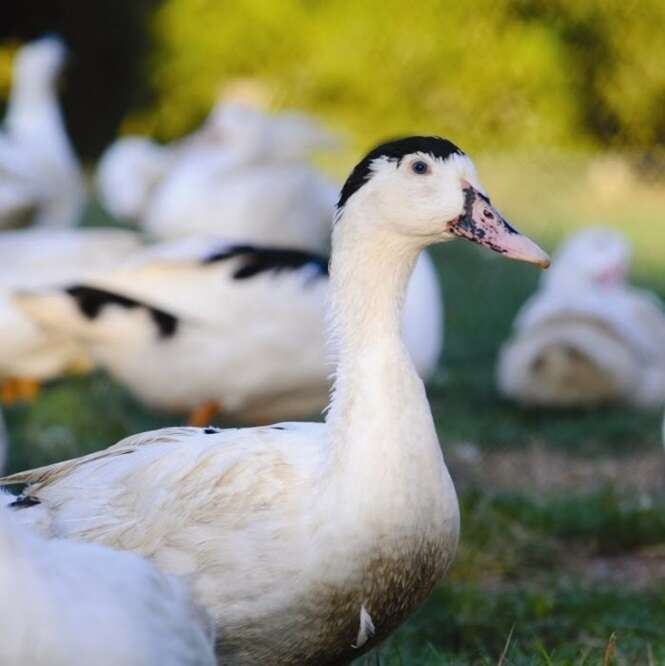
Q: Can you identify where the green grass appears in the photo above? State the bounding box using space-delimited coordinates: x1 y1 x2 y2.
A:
378 581 665 665
5 156 665 664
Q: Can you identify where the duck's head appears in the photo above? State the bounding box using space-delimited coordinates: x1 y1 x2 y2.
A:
544 227 630 288
14 35 66 89
336 136 550 268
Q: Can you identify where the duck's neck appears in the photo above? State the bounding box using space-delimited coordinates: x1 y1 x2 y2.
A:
7 75 66 147
325 213 444 495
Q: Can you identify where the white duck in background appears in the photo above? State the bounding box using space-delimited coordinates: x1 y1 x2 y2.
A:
96 101 338 248
1 137 549 665
0 227 142 403
142 104 337 251
95 136 176 221
0 411 6 474
497 227 665 408
0 493 215 666
0 36 84 228
15 236 442 424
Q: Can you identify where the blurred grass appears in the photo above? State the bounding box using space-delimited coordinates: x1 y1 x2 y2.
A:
4 154 665 664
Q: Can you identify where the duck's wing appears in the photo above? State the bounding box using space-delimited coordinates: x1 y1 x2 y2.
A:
0 426 204 489
12 237 328 336
0 423 321 548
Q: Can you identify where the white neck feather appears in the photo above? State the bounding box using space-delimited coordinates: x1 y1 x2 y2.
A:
325 200 446 504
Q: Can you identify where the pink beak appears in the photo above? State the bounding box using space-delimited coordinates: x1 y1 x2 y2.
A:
448 183 550 269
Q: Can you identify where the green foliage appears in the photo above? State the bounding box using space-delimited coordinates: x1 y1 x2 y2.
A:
376 581 665 664
131 0 665 153
136 0 579 150
513 0 665 149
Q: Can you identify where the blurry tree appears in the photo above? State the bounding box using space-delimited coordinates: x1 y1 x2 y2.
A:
130 0 580 152
3 0 665 156
512 0 665 150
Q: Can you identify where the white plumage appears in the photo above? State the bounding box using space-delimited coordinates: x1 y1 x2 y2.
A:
0 37 84 228
497 227 665 407
0 493 215 666
0 410 6 474
14 237 442 422
95 136 176 220
0 228 143 394
1 137 549 665
97 101 338 248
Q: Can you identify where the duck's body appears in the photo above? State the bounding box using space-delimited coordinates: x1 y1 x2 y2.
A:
142 146 337 248
2 137 548 664
95 136 176 221
498 228 665 407
0 37 84 229
16 238 442 420
0 493 215 666
97 101 337 248
0 228 142 394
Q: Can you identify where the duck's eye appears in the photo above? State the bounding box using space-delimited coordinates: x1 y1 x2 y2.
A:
411 160 429 175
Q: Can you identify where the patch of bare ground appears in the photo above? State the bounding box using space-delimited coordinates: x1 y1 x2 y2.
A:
448 443 665 495
560 546 665 589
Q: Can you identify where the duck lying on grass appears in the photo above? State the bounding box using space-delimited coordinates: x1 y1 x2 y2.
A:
498 227 665 408
14 238 443 425
2 137 548 665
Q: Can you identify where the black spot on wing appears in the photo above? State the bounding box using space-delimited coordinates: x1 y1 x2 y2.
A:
8 495 40 509
337 136 464 210
203 427 221 434
202 245 329 280
65 286 179 338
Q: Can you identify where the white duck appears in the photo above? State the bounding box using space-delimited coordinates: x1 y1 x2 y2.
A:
95 136 176 221
140 103 338 249
0 36 84 228
0 410 6 474
14 236 442 424
1 137 549 665
0 227 142 402
96 101 337 249
0 493 215 666
497 227 665 407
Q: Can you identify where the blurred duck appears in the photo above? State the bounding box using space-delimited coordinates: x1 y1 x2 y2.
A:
95 136 176 221
0 227 142 403
0 493 215 666
14 234 442 425
0 36 84 228
497 227 665 408
97 101 338 249
0 410 6 474
0 137 549 665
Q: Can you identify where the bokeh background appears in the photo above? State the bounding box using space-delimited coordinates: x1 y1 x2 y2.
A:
3 2 665 664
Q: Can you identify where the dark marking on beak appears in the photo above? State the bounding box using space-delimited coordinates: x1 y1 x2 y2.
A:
449 185 550 268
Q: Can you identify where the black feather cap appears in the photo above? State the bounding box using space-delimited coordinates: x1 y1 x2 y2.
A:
337 136 464 210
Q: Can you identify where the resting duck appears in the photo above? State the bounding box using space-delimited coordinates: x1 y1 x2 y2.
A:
0 36 84 228
14 236 442 424
0 227 142 403
497 227 665 407
140 102 337 248
97 101 337 250
95 136 176 221
2 137 549 665
0 493 215 666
